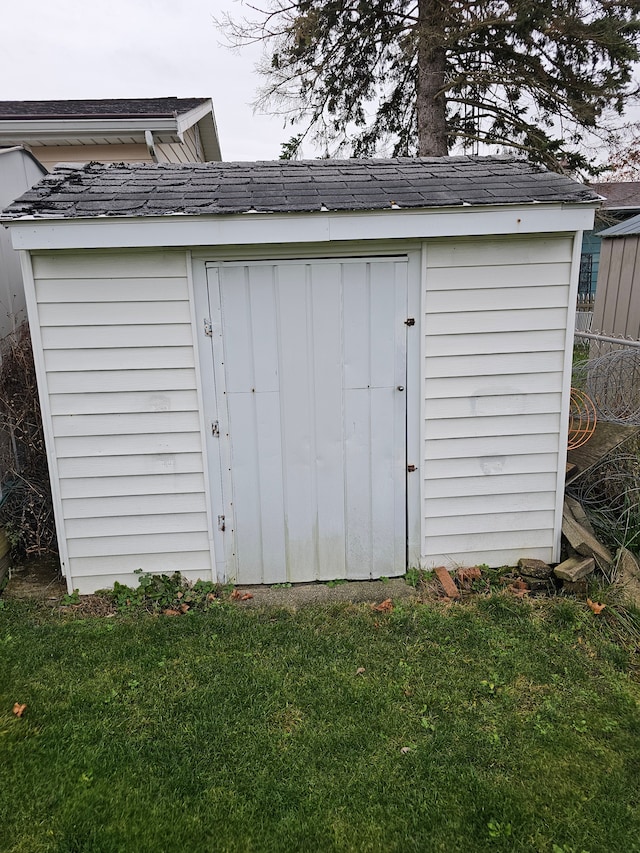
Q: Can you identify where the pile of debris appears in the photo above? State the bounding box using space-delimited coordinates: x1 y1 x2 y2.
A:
561 497 640 604
432 497 640 602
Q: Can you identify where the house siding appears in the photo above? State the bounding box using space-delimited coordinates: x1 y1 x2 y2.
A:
422 235 574 568
156 127 203 163
30 130 205 170
30 250 213 593
0 148 47 334
33 143 154 169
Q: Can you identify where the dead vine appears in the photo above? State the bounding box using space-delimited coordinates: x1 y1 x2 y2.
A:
0 323 57 557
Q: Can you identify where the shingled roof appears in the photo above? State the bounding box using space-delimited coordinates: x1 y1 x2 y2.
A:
589 181 640 210
0 98 210 120
1 157 600 220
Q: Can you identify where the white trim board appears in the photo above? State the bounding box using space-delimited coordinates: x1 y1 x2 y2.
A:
19 250 73 593
6 203 597 251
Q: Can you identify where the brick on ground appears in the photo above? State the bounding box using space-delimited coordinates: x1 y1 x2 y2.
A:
434 566 460 599
517 558 552 579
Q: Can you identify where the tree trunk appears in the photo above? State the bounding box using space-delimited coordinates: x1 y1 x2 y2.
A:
417 0 449 157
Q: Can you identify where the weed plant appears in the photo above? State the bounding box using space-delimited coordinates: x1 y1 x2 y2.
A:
105 570 221 613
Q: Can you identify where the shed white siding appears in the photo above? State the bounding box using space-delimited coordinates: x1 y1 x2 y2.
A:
422 236 573 568
29 250 213 593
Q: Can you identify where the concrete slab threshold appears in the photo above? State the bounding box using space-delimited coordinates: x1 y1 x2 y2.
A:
231 579 420 609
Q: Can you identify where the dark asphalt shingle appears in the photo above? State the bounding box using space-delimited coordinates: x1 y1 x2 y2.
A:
0 97 209 120
1 157 600 221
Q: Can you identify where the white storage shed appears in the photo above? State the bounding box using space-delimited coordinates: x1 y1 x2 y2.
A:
2 158 599 594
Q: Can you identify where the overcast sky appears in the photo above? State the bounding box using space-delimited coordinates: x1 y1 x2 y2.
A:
1 0 288 160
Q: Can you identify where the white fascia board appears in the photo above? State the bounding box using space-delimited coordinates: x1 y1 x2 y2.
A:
197 112 222 162
176 99 221 160
6 203 598 251
175 100 214 136
0 117 180 144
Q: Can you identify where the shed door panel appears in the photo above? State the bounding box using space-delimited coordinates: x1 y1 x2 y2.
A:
207 258 407 584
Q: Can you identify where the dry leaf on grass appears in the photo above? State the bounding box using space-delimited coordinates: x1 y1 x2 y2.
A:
241 593 253 601
230 589 242 600
12 703 26 718
162 609 181 617
355 667 366 675
587 598 606 614
179 603 190 614
372 598 393 613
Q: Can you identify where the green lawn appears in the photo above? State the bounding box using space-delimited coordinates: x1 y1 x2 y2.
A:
1 596 639 853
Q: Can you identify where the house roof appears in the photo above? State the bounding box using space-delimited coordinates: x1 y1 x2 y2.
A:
598 211 640 237
589 181 640 210
1 157 599 220
0 97 221 161
0 98 210 120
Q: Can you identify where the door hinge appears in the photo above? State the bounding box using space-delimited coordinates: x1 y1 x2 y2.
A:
407 464 417 473
211 420 220 437
405 318 415 326
204 318 213 337
218 515 226 531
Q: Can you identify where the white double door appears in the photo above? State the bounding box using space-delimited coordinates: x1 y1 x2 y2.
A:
206 257 408 584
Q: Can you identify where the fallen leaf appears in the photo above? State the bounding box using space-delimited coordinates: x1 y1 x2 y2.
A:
162 609 180 617
12 703 26 718
179 603 190 613
206 593 216 602
230 590 242 600
355 667 366 675
400 746 412 754
372 598 393 612
456 566 482 588
240 593 253 601
587 598 606 614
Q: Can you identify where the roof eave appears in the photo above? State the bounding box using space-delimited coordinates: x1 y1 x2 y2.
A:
2 200 598 252
0 116 182 145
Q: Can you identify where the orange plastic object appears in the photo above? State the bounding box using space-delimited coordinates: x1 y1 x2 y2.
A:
568 387 597 449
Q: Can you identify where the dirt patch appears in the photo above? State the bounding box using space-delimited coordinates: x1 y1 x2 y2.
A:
58 595 119 617
3 557 66 601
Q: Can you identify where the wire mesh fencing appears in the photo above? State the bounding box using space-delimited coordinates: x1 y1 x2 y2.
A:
573 332 640 425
